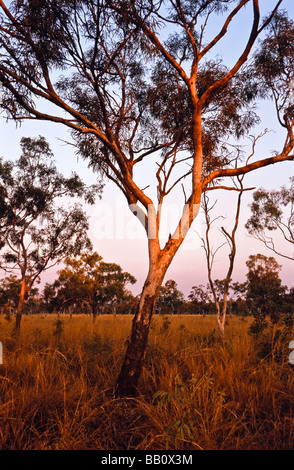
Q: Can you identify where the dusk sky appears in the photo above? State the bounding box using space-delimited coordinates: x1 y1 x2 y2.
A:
0 0 293 298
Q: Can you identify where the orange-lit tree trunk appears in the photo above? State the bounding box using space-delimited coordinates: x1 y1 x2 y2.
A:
115 252 166 397
15 277 27 334
115 200 202 396
115 111 203 397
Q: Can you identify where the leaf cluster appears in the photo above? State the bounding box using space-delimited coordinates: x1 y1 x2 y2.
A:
246 177 294 261
0 0 266 180
0 136 100 284
156 279 185 314
246 178 294 234
46 251 137 314
245 254 286 315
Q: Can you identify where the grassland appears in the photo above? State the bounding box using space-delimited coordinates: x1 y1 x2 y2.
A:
0 313 294 450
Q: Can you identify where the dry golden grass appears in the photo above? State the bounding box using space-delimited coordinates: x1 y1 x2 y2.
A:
0 313 294 450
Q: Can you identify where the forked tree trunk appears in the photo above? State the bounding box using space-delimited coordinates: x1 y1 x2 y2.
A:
115 112 203 397
115 253 168 397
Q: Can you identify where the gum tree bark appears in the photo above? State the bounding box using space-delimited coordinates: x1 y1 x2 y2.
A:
115 243 167 397
15 277 27 334
115 195 201 396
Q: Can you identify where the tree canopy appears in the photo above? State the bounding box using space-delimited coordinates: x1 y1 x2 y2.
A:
0 1 292 213
45 251 136 319
0 274 38 313
0 135 100 331
246 253 286 320
156 279 185 315
246 177 294 261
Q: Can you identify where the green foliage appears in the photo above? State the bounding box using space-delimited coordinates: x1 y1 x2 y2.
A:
160 315 171 333
45 251 136 317
248 288 294 361
178 323 186 332
246 254 289 341
156 280 184 316
152 374 200 446
4 310 11 322
0 136 101 329
0 275 39 314
52 318 64 339
246 178 294 261
193 328 218 346
0 0 286 186
246 254 286 320
249 310 268 338
251 324 292 363
253 12 294 115
0 137 98 278
188 284 210 315
83 333 113 360
0 276 21 311
152 373 226 448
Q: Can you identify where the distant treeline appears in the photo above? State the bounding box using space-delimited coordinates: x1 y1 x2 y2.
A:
1 261 293 320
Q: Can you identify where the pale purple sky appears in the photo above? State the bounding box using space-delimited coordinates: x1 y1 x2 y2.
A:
0 0 293 298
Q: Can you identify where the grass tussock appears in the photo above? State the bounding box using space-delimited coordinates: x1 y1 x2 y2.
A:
0 313 294 450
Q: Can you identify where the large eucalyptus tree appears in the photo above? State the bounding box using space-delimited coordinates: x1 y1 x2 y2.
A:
0 0 293 395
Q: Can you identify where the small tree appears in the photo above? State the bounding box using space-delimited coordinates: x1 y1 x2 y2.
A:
246 177 294 261
0 275 21 314
0 274 38 317
0 136 99 332
47 251 136 321
246 254 286 333
188 284 210 315
156 279 185 316
200 172 250 337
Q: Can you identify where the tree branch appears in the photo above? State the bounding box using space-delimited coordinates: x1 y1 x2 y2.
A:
202 145 294 189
